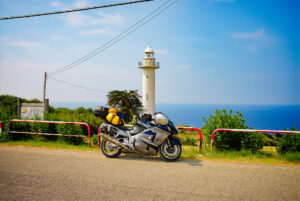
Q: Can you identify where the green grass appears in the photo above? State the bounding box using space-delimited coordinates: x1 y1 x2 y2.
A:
191 146 300 165
181 145 200 159
0 138 101 152
280 152 300 162
1 138 299 165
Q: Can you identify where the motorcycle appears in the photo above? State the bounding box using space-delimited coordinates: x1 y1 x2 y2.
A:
94 107 182 162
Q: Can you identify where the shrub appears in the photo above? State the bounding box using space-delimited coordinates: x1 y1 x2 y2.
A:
277 132 300 154
262 134 277 146
56 123 84 145
0 106 16 142
0 105 33 141
92 135 99 147
241 132 264 152
202 109 263 151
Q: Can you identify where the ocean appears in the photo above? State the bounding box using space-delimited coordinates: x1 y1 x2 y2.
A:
51 102 300 130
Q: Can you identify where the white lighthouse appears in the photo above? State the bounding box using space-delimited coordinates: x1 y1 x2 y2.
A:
138 45 159 115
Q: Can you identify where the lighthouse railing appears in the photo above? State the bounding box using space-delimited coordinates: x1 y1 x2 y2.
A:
138 61 160 67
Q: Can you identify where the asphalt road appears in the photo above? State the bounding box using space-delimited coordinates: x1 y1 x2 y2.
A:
0 146 299 201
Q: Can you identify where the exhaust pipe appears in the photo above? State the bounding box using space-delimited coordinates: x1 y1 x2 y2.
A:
99 133 129 150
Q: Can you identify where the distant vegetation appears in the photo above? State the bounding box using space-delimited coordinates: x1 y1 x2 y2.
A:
0 95 103 144
0 94 42 115
0 95 299 162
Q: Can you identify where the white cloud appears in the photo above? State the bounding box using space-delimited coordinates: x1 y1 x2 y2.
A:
95 12 124 26
63 12 125 27
228 29 266 39
50 0 91 9
63 12 88 26
78 27 114 36
5 40 43 51
73 0 90 8
227 29 274 52
50 1 62 8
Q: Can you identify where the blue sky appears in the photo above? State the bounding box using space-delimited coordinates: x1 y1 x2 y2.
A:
0 0 299 105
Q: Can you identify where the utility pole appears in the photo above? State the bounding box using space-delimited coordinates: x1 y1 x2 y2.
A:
43 72 47 102
43 72 49 114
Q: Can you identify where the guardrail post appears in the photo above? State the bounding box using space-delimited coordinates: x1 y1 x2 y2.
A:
178 127 203 152
84 123 91 147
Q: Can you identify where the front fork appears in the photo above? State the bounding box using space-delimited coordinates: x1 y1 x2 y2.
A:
166 137 171 145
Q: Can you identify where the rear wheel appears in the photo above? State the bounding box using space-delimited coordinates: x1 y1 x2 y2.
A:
101 139 122 158
158 137 182 162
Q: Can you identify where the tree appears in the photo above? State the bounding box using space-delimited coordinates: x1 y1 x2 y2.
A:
106 90 143 122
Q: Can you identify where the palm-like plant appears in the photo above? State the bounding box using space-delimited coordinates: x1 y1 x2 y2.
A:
107 90 143 122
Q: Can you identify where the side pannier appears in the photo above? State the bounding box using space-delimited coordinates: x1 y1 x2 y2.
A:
141 113 152 122
94 106 109 120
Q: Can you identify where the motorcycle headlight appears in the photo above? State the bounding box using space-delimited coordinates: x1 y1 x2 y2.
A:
154 113 169 126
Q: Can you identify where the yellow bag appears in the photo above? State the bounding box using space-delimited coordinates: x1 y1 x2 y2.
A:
106 108 125 126
108 108 118 115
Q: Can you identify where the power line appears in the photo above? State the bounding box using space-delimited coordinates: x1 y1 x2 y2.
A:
0 0 153 20
48 0 174 76
48 0 175 76
48 0 178 77
49 77 106 93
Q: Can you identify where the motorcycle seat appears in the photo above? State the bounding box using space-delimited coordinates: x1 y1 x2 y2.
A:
120 126 132 131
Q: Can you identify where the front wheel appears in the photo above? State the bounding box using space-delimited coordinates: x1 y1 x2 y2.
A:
158 137 182 162
101 139 122 158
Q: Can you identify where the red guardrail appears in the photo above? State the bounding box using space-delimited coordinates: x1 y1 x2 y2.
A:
0 121 2 133
178 127 203 151
210 128 300 150
9 119 91 147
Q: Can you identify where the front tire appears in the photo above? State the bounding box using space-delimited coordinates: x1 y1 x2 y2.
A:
101 139 122 158
158 137 182 162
